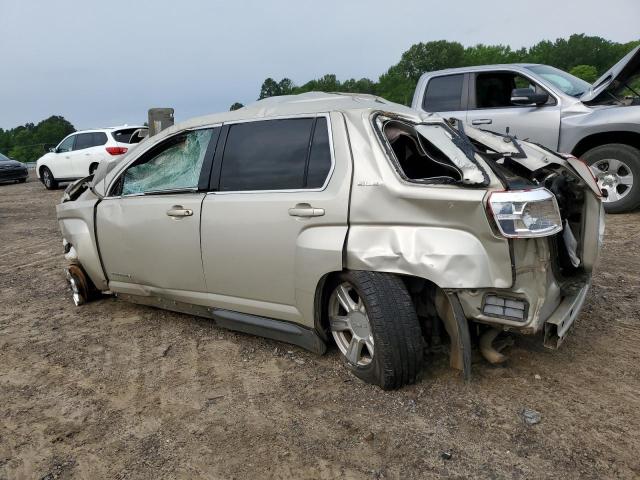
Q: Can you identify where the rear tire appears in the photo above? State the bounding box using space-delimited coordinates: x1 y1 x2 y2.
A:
583 144 640 213
326 271 424 390
18 178 27 183
41 167 58 190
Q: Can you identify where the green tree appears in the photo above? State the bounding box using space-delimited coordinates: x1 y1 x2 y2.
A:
1 116 75 162
463 44 525 66
229 102 244 111
278 78 295 95
569 65 599 83
259 78 281 99
253 35 639 106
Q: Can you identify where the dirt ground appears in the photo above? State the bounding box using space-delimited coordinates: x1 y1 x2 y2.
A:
0 177 639 480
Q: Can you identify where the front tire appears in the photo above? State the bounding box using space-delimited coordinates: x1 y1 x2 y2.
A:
583 144 640 213
327 271 424 389
41 167 58 190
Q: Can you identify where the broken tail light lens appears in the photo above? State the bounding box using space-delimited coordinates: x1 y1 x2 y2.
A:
106 146 128 155
488 188 562 238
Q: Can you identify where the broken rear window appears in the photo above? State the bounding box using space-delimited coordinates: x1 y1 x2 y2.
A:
113 128 149 144
379 118 487 185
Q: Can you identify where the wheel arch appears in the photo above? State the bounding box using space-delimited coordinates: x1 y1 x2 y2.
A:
572 131 640 158
313 269 445 339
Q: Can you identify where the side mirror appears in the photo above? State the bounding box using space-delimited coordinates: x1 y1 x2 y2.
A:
511 88 549 106
49 147 57 153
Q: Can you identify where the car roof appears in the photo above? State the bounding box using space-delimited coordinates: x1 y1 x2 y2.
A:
70 125 147 134
170 92 423 133
418 63 543 78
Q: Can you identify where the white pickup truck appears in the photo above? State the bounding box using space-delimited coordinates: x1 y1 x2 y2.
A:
412 46 640 213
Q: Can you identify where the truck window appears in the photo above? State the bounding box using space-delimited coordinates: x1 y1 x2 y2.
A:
474 72 552 108
422 74 464 112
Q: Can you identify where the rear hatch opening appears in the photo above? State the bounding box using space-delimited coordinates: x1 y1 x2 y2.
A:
376 113 593 286
375 115 489 186
112 127 149 145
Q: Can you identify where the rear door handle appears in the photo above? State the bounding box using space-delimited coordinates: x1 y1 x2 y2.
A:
471 118 492 125
288 203 325 217
167 206 193 217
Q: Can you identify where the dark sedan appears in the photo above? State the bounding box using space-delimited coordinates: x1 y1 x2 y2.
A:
0 153 28 184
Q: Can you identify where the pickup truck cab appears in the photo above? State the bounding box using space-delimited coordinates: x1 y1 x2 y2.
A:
412 46 640 213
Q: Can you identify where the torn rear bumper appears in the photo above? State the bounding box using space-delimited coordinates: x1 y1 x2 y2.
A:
543 281 590 349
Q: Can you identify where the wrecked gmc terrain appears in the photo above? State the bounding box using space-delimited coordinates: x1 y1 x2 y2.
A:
56 93 603 389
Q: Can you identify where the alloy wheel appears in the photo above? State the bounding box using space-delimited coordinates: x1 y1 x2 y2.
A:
328 283 374 366
66 269 83 306
590 158 634 203
43 169 52 188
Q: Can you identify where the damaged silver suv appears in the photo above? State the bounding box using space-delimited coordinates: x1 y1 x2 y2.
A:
57 93 603 389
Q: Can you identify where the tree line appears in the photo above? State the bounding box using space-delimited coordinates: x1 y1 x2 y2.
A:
0 116 75 163
234 34 639 109
3 34 638 163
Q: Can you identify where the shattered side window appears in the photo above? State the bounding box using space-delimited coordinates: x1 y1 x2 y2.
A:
381 118 487 185
121 129 213 195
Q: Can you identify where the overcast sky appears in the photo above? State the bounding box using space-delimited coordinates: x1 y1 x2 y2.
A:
1 0 638 130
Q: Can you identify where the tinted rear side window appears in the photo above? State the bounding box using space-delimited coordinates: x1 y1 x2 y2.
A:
220 118 314 191
422 74 464 112
74 133 93 150
93 132 107 146
306 118 332 188
74 132 107 150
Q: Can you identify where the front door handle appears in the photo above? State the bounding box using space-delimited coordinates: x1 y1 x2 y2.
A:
288 203 325 218
471 118 492 125
167 206 193 217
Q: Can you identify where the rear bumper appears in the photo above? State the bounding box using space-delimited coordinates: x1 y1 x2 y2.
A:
457 277 590 348
543 281 590 348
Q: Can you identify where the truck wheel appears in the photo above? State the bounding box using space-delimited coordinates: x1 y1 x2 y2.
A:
41 167 58 190
583 144 640 213
327 271 424 389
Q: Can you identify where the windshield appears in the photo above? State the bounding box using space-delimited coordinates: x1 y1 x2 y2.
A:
525 65 591 97
0 152 10 161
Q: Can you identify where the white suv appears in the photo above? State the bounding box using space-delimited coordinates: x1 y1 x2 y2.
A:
36 126 148 189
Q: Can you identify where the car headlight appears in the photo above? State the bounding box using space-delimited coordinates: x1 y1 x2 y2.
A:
488 188 562 238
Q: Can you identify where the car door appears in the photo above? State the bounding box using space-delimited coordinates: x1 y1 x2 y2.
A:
200 114 351 325
51 134 76 178
466 70 561 149
97 127 219 298
419 73 468 123
72 132 108 176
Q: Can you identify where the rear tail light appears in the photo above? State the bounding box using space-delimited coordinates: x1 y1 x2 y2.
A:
106 146 128 155
488 188 562 238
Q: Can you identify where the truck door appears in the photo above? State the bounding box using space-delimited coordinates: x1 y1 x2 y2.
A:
466 70 561 149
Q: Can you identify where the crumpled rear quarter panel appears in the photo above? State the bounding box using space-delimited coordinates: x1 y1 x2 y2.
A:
343 111 512 289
